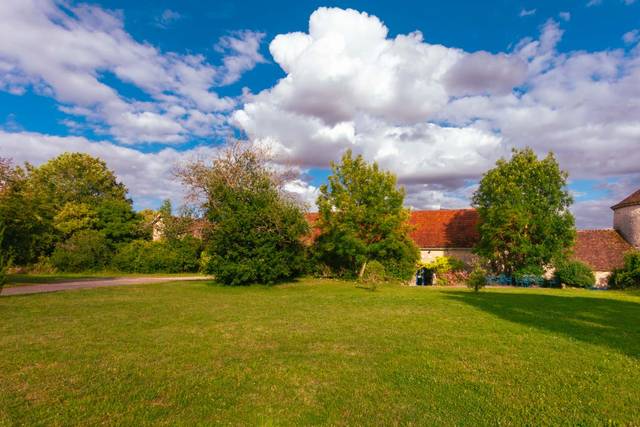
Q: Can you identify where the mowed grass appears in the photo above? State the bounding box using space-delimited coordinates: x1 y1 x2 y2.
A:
0 280 639 426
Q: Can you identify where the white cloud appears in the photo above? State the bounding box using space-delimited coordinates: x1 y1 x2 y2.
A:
519 9 537 17
0 1 264 144
232 8 640 228
623 29 640 44
559 12 571 21
215 30 267 85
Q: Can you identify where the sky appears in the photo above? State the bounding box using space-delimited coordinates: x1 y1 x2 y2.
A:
0 0 639 229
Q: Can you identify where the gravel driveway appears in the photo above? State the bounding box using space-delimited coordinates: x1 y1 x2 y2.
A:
1 276 211 296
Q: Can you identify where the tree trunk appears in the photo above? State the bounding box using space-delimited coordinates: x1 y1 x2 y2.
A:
358 260 368 279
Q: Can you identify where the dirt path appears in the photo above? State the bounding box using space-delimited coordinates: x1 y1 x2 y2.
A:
1 276 212 296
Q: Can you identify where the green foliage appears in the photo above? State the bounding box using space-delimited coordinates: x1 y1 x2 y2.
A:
178 144 309 286
25 152 127 209
609 251 640 289
50 230 111 272
0 154 132 265
418 256 466 274
359 260 387 290
53 202 98 237
472 148 576 275
95 199 142 246
112 237 203 274
554 260 595 288
467 265 487 292
313 150 419 280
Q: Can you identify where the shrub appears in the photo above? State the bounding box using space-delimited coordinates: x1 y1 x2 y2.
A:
609 251 640 289
467 265 487 292
112 238 203 273
359 260 387 290
554 260 595 288
417 256 467 286
50 230 111 272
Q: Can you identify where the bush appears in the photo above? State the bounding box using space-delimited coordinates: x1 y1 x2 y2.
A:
50 230 111 272
112 237 202 273
0 226 8 289
359 260 387 290
467 265 487 292
417 256 467 286
609 251 640 289
554 260 595 288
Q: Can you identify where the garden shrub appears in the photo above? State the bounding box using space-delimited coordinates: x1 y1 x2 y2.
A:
609 251 640 289
360 260 387 289
554 260 595 288
467 266 487 292
417 256 467 286
50 230 111 272
112 238 203 273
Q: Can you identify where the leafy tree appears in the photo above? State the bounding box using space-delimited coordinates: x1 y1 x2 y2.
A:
0 158 49 264
314 150 418 280
177 143 309 285
53 202 98 237
472 148 575 276
95 199 142 246
25 152 127 209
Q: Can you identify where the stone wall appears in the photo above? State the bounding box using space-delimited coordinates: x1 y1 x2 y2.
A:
613 205 640 249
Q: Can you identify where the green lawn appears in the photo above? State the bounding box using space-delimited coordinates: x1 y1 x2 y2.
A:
0 280 638 425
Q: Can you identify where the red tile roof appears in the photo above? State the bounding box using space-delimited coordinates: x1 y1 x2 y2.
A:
611 188 640 210
408 209 479 248
573 229 635 271
305 209 480 249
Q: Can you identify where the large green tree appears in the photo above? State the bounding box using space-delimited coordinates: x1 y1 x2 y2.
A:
472 147 575 275
177 143 309 285
1 153 137 264
314 150 418 280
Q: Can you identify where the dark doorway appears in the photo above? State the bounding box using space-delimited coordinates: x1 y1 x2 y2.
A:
416 268 434 286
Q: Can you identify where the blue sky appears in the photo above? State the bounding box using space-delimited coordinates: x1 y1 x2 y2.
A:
0 0 639 228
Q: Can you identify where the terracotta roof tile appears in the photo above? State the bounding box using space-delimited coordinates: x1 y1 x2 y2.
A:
573 229 635 271
611 188 640 210
305 209 480 249
408 209 479 248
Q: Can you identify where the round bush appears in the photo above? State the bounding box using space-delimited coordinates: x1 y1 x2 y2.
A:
554 260 595 288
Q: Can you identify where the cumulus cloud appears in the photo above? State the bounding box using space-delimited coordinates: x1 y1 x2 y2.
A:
232 7 640 226
519 9 536 17
0 1 263 144
0 130 316 211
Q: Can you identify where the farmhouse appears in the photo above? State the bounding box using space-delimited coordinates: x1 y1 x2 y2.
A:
306 188 640 285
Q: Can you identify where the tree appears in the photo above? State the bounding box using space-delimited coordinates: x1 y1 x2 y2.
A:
25 152 127 209
95 199 142 246
177 143 309 285
472 148 575 276
313 150 419 280
0 158 49 264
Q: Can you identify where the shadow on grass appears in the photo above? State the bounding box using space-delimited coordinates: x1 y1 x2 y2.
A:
445 290 640 359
